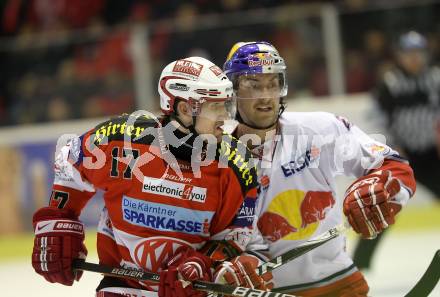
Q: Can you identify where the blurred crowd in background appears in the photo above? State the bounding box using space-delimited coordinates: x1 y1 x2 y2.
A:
0 0 440 126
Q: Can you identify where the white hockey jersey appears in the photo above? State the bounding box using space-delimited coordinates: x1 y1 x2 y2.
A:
252 111 414 292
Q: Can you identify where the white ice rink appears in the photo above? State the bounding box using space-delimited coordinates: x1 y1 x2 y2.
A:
1 228 439 297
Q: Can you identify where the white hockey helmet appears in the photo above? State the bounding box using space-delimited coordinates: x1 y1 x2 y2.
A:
158 56 234 116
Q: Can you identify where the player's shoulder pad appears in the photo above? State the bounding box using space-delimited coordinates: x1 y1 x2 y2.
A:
217 133 258 193
90 113 159 146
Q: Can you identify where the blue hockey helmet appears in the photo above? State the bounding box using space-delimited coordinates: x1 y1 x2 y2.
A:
223 41 288 97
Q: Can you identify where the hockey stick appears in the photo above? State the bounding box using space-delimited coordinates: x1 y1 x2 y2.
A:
72 259 297 297
257 223 349 274
205 224 349 297
204 224 348 297
74 224 346 297
404 250 440 297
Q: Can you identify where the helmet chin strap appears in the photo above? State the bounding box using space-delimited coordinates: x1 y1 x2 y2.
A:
170 114 200 137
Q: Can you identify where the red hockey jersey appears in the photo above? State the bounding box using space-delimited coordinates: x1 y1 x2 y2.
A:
48 113 259 290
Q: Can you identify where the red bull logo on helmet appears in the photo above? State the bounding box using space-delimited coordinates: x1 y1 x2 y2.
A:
248 53 275 67
258 189 335 241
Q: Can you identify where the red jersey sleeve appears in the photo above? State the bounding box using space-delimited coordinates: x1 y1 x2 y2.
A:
49 128 107 216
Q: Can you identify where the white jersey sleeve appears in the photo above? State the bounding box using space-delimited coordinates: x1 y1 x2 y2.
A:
309 112 403 178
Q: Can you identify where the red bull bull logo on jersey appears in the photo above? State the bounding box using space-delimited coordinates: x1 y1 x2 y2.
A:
300 191 335 228
258 212 297 242
258 189 335 241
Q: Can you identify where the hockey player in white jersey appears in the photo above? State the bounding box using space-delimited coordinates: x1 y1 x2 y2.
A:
223 42 416 296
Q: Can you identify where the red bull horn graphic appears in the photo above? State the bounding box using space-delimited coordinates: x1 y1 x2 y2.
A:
258 190 335 241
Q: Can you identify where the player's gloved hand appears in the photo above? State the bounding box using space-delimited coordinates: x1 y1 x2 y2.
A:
159 248 212 297
213 254 273 291
32 206 87 286
343 170 404 238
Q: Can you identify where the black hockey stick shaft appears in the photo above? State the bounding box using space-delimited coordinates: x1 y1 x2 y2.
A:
257 223 348 275
73 260 296 297
405 250 440 297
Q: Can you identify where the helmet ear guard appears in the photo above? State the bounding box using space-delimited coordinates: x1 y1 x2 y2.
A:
171 97 202 117
187 97 204 116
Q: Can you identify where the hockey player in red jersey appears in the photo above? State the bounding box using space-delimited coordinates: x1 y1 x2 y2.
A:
224 42 416 297
31 56 272 297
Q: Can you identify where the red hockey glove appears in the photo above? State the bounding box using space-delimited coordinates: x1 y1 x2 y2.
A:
213 255 273 291
343 170 402 238
158 249 212 297
32 206 87 286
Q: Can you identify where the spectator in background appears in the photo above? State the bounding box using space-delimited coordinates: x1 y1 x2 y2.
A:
344 49 374 93
46 96 71 122
1 0 104 34
353 31 440 270
362 30 391 82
